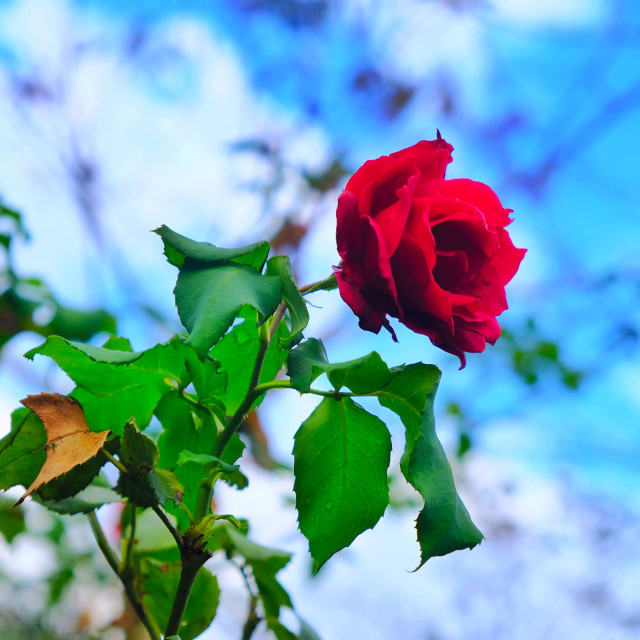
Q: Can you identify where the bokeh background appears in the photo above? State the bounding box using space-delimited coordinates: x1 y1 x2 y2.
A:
0 0 639 638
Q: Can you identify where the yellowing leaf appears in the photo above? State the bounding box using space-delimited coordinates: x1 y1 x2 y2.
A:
15 393 109 506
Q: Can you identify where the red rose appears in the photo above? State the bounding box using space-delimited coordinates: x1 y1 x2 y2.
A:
334 134 526 367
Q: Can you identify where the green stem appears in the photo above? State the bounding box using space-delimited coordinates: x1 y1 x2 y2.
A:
122 504 136 573
87 511 161 640
213 321 271 456
100 447 127 474
253 379 357 399
179 387 217 419
252 379 292 394
299 273 338 295
193 468 221 526
164 548 210 638
193 320 273 525
269 301 288 341
178 501 195 524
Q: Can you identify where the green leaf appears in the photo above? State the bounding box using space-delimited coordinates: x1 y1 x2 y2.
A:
177 451 239 475
25 336 188 434
211 308 288 415
377 365 484 568
120 420 158 469
293 397 391 569
287 338 392 393
116 420 158 506
299 618 322 640
149 468 185 508
35 478 121 515
175 261 282 356
176 450 247 493
0 495 25 542
221 432 246 466
156 392 221 521
140 559 220 640
48 566 75 606
183 346 227 401
266 619 299 640
154 224 270 271
0 409 46 492
220 527 292 617
116 421 184 508
266 256 309 345
102 336 133 351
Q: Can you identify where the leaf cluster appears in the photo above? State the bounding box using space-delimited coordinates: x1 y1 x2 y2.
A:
0 225 484 639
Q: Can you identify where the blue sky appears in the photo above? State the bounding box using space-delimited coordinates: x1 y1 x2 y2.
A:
0 0 637 496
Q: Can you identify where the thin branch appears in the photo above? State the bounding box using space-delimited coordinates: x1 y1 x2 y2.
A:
87 511 161 640
241 596 261 640
211 322 272 461
151 503 184 552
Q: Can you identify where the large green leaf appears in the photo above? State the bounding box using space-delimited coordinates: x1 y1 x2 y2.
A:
377 365 484 567
175 261 282 356
154 224 270 271
210 308 288 415
293 397 391 569
0 409 46 492
266 256 309 345
25 336 189 433
286 338 392 394
183 347 227 401
140 559 220 640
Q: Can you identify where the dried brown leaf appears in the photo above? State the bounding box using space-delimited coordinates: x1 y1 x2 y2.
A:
15 393 109 506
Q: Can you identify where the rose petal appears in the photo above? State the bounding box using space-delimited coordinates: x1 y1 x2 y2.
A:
391 234 476 329
336 190 363 260
415 178 512 227
492 229 527 285
345 138 454 197
335 268 389 335
358 168 420 257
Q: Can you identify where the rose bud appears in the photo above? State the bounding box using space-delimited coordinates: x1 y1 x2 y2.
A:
334 134 526 368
